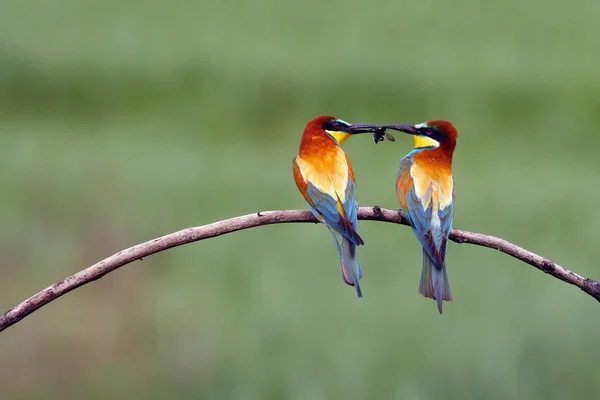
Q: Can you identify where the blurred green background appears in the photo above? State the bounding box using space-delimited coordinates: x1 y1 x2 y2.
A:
2 0 600 398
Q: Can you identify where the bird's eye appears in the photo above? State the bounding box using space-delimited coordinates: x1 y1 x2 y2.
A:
323 120 348 131
323 121 335 130
426 126 446 143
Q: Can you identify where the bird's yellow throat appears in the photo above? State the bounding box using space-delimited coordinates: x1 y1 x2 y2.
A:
326 131 351 145
414 135 440 149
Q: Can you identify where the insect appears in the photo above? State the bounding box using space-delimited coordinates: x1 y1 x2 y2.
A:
373 127 395 144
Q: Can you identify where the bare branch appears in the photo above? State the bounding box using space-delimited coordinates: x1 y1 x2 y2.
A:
1 206 598 332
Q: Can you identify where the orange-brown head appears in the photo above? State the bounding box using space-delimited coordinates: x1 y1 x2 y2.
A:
382 120 458 158
298 116 379 155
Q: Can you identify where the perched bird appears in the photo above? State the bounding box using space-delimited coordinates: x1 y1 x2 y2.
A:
384 121 458 313
293 116 378 297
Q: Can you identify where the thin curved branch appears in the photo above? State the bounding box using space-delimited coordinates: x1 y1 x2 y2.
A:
1 206 598 332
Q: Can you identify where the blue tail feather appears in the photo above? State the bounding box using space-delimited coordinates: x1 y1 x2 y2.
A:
329 227 363 297
307 204 363 297
419 248 451 313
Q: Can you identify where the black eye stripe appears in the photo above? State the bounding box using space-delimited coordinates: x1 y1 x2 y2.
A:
426 127 447 143
322 121 346 131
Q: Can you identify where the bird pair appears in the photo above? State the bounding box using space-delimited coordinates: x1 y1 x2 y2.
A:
293 116 458 314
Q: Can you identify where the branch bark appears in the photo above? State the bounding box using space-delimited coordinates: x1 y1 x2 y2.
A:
1 206 598 332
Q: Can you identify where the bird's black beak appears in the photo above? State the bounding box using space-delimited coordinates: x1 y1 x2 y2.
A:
342 123 381 135
380 124 421 136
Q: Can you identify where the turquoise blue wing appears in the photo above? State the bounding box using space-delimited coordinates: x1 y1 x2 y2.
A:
305 180 363 246
434 188 455 261
342 177 360 257
397 159 453 268
343 177 359 232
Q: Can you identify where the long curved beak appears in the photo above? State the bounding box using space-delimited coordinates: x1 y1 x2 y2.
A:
342 123 381 134
380 124 420 136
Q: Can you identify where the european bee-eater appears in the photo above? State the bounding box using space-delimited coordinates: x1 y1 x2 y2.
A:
384 120 458 314
293 116 378 297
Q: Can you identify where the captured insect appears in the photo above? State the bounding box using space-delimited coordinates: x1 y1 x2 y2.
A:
373 127 395 144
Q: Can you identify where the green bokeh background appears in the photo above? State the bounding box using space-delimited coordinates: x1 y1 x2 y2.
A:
2 0 600 398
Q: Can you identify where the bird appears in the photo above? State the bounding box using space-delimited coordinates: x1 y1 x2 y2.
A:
384 120 458 313
292 116 378 297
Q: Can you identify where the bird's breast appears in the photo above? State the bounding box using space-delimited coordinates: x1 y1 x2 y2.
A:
410 162 453 211
295 147 350 201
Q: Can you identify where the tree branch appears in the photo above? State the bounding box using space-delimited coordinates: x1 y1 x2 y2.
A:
1 206 598 332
